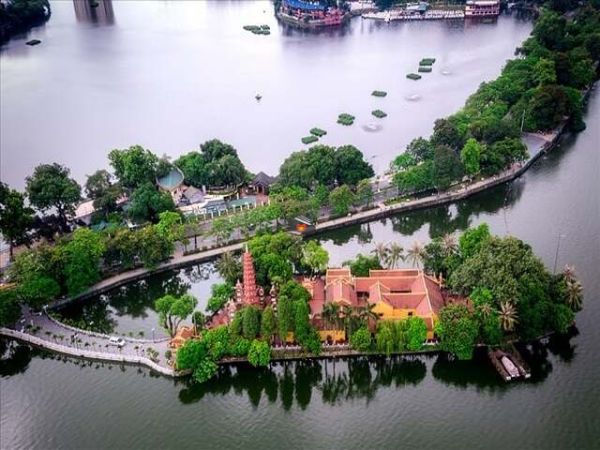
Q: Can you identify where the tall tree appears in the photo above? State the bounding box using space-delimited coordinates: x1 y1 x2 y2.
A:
155 293 197 337
460 138 482 177
260 305 277 342
25 163 81 229
108 145 158 189
0 183 34 259
329 185 355 216
128 182 175 223
301 240 329 275
62 228 105 295
433 145 463 191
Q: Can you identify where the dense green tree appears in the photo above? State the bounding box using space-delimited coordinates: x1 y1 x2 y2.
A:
128 182 175 223
242 306 261 340
206 282 234 314
260 305 277 341
207 154 246 187
25 163 81 229
458 223 491 260
216 251 242 285
294 300 311 344
334 145 375 186
155 210 184 243
393 161 435 193
460 138 482 176
0 288 21 327
202 326 231 360
406 316 427 351
406 137 434 163
135 225 174 268
534 58 557 86
342 254 381 277
376 321 395 356
17 275 60 309
435 304 479 360
350 326 372 352
277 294 295 344
85 170 122 220
248 339 271 367
0 182 34 259
200 139 238 162
174 151 207 188
108 145 159 189
301 240 329 275
431 118 465 152
355 179 374 207
62 228 105 295
0 0 51 45
433 145 463 191
176 339 218 383
155 293 197 337
329 185 355 216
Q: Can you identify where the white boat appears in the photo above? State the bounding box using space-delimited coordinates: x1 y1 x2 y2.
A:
501 356 520 378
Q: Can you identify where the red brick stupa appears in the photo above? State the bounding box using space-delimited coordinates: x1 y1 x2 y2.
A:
240 247 260 306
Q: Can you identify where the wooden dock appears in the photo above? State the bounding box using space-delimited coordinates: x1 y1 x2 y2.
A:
487 346 531 382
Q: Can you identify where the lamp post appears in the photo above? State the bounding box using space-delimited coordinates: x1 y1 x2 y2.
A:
151 327 155 341
553 233 566 274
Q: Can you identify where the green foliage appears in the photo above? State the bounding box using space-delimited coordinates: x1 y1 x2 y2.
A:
342 254 382 277
155 211 184 243
135 225 174 268
248 232 301 285
337 113 355 125
241 306 261 340
301 135 319 145
247 339 271 367
176 339 218 383
310 128 327 137
173 151 207 188
329 185 355 216
372 109 387 118
260 305 277 341
355 179 374 207
277 294 295 343
0 288 21 327
202 326 231 360
301 240 329 275
206 282 234 314
433 145 463 191
25 163 81 227
128 182 175 224
62 228 105 295
394 161 435 194
155 293 197 337
294 300 311 344
350 326 372 351
334 145 375 186
216 251 242 285
435 304 479 360
458 223 490 260
108 145 159 189
85 170 122 219
460 138 482 176
406 316 427 351
0 182 34 257
419 58 436 66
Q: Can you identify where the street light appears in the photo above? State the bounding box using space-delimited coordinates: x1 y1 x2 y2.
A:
553 233 567 274
151 328 155 341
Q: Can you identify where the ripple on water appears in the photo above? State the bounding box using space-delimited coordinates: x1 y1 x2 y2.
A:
405 93 422 102
362 123 383 132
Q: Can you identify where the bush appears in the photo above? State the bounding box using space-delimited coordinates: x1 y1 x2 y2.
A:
371 90 387 97
247 339 271 367
350 327 372 352
406 73 422 80
301 135 319 145
372 109 387 118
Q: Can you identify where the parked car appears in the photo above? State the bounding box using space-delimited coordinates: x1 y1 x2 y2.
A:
108 337 126 348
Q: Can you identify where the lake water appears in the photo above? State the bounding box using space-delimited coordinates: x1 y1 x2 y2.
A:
0 0 532 189
2 1 599 449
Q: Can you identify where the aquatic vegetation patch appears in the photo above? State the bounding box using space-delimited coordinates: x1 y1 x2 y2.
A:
418 66 432 73
371 90 387 97
419 58 436 66
302 135 319 144
406 73 422 80
372 109 387 118
310 128 327 137
337 113 355 126
243 25 271 35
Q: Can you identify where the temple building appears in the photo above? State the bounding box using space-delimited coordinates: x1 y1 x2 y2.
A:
303 268 444 340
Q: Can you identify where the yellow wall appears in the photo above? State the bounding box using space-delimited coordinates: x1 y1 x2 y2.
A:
372 301 417 320
318 329 346 343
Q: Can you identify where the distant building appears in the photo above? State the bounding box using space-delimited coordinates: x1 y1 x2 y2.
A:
465 0 500 17
248 172 276 195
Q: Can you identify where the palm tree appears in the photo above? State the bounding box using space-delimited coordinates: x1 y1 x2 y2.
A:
499 301 518 332
563 264 576 283
386 243 404 269
216 251 241 284
478 303 494 320
441 233 458 256
372 242 389 267
406 241 425 269
322 303 341 330
565 279 583 311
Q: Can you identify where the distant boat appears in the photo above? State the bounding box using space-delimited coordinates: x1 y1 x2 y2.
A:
26 39 41 46
501 356 520 378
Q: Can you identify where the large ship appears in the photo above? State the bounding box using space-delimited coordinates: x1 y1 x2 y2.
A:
464 0 500 17
277 0 348 28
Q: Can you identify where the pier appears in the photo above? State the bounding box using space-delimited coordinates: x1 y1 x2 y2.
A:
487 345 531 381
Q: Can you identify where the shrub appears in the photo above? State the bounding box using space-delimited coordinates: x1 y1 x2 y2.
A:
350 327 372 352
372 109 387 118
407 73 422 80
247 339 271 367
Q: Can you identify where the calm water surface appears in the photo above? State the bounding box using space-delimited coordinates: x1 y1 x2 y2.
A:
1 0 532 188
2 2 600 449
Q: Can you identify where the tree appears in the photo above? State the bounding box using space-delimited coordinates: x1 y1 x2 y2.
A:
458 223 490 260
460 138 482 177
294 300 311 344
135 225 174 268
406 317 427 351
242 306 261 340
216 251 242 285
350 326 372 352
260 305 276 342
406 241 426 268
431 118 465 151
192 310 206 333
206 282 234 314
386 243 404 269
155 293 197 337
355 179 374 207
328 185 355 216
155 211 184 243
128 182 175 224
322 302 341 330
433 145 463 191
247 339 271 367
0 288 21 327
0 182 34 259
176 339 218 383
208 154 246 187
498 301 518 332
435 304 479 360
277 294 294 344
108 145 158 189
301 240 329 275
25 163 81 229
405 137 434 162
376 321 395 356
534 58 557 86
342 254 381 277
85 170 122 219
334 145 375 187
565 278 583 311
62 228 105 295
18 275 60 309
200 139 238 162
174 151 207 188
372 242 389 266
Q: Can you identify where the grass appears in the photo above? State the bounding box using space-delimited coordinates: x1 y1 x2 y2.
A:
337 113 355 126
418 66 432 73
310 127 327 137
371 90 387 97
372 109 387 118
419 58 436 66
302 135 319 144
406 73 422 80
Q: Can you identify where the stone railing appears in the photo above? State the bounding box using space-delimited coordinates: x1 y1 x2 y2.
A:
0 327 181 377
